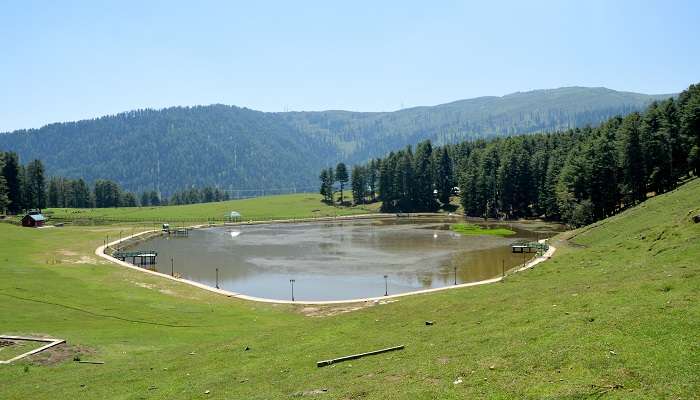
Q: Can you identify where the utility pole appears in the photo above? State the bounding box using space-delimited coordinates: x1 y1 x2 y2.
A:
290 279 295 301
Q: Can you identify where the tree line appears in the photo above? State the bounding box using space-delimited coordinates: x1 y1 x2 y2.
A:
319 143 456 211
333 83 700 227
0 89 666 197
0 152 140 212
0 152 241 214
167 186 230 205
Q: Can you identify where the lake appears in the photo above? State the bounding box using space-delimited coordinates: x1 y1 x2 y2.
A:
130 217 562 301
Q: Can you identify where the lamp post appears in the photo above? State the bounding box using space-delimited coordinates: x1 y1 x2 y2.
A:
502 259 505 279
384 275 388 296
290 279 295 301
216 268 219 289
453 266 457 285
171 258 174 277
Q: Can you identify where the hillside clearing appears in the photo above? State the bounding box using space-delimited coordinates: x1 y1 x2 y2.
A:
0 179 698 398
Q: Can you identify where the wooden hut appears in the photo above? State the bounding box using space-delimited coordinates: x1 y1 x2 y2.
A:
21 211 46 228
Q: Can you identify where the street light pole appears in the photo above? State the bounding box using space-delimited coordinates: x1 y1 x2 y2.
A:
453 266 457 285
171 258 174 277
384 275 388 296
290 279 295 301
216 268 219 289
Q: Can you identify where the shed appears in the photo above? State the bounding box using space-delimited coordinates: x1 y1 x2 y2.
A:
22 211 46 228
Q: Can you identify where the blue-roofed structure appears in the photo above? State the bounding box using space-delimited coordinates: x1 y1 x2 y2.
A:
21 210 46 228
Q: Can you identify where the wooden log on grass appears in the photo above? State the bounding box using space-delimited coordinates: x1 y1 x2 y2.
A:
316 345 404 367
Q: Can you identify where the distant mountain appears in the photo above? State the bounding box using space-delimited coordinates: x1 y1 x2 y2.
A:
0 87 673 195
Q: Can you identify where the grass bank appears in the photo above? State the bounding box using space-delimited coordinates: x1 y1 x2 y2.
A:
450 223 516 237
1 180 699 398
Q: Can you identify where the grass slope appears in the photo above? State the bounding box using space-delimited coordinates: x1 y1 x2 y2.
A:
1 180 699 399
45 193 380 223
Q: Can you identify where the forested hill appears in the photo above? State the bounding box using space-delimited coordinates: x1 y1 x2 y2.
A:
0 87 672 195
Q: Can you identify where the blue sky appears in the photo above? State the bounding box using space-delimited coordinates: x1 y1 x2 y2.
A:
1 0 699 132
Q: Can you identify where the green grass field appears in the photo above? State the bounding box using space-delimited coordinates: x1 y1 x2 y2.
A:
450 223 516 237
44 193 382 223
1 180 699 398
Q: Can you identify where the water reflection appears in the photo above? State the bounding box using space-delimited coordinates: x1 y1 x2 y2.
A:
131 217 563 301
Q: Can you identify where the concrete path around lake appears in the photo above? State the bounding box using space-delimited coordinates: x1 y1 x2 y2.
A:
95 222 556 305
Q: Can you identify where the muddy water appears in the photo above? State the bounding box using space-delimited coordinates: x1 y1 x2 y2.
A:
131 217 563 301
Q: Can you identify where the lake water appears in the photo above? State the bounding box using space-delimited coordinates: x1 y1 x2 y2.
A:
130 217 562 301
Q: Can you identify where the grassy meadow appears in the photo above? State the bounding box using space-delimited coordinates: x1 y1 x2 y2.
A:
44 193 382 223
450 223 516 237
0 180 698 398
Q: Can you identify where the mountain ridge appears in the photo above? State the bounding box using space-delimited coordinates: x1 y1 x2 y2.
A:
0 87 675 133
0 86 675 195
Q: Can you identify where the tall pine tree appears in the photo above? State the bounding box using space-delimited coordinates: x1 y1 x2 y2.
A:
335 163 349 204
25 159 47 209
434 147 454 206
1 152 22 213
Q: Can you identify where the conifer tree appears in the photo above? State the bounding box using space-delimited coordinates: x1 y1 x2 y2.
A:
335 163 348 204
319 169 333 202
368 159 379 201
679 84 700 175
141 191 151 206
25 159 46 209
0 155 9 214
1 152 22 213
413 141 436 211
617 113 646 204
48 177 61 208
149 191 161 206
350 165 367 204
397 149 415 211
434 147 454 206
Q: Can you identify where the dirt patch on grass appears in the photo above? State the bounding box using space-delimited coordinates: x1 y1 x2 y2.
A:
46 250 107 266
68 255 102 264
436 356 450 365
1 333 94 366
128 280 192 299
133 281 156 290
298 299 399 317
27 342 95 366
